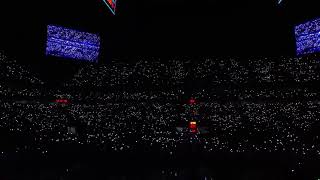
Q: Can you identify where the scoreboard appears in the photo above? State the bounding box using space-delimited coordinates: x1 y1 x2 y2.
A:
102 0 117 15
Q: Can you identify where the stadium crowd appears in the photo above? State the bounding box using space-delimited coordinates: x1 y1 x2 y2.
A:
2 52 320 178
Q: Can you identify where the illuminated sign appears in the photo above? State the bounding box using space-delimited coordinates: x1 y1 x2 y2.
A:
102 0 117 15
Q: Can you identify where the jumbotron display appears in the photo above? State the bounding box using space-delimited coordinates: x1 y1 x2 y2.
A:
295 18 320 56
46 25 100 62
102 0 117 15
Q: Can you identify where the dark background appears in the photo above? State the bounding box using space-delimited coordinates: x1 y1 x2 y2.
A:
0 0 319 63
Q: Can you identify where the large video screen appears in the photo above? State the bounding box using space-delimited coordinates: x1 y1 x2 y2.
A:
295 18 320 56
46 25 100 62
102 0 117 15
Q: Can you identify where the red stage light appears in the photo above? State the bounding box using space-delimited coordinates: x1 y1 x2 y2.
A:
189 98 196 104
189 121 197 133
55 99 69 104
189 121 197 129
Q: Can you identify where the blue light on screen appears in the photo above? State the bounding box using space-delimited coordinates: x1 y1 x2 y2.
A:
295 18 320 56
46 25 100 62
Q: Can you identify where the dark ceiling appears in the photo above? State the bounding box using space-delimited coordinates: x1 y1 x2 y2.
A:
0 0 319 61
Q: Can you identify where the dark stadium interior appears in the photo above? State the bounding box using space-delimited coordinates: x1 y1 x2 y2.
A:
0 0 314 58
1 0 320 60
1 0 320 180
